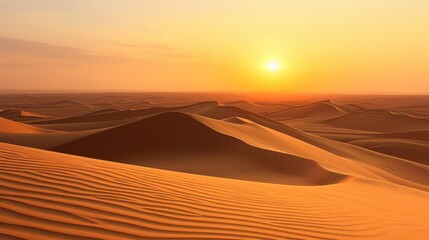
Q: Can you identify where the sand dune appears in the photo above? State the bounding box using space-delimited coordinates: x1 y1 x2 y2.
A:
266 100 349 121
1 142 428 239
224 100 286 114
1 94 429 239
350 138 429 165
2 101 428 191
197 104 263 121
291 126 429 165
0 117 46 134
31 102 220 132
83 108 122 116
36 101 218 125
47 109 429 191
37 108 161 124
198 112 429 191
0 129 100 149
51 112 345 185
183 104 429 190
222 116 250 124
381 130 429 142
300 127 429 144
322 110 429 132
0 109 52 122
0 116 104 149
0 97 92 118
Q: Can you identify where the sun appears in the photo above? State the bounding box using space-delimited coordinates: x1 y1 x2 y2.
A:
266 60 280 72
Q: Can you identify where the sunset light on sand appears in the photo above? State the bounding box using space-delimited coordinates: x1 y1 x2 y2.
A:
0 1 428 239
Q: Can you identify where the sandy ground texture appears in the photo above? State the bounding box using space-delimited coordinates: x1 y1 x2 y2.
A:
0 93 428 239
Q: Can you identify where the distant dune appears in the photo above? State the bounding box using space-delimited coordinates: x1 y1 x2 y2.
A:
224 100 286 114
266 100 349 121
322 110 429 132
0 109 51 122
350 138 429 165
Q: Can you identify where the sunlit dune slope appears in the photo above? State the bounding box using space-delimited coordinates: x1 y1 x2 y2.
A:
0 142 428 240
0 117 46 134
0 116 104 149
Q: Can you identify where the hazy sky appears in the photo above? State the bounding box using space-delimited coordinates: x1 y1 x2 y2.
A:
0 0 428 93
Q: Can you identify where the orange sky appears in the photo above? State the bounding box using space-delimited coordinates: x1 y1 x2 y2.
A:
0 0 428 93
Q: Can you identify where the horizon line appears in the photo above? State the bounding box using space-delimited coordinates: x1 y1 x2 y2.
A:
0 89 429 95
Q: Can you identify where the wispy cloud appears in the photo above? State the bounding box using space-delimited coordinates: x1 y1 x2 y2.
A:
111 40 208 58
0 38 91 59
0 37 136 65
0 37 211 69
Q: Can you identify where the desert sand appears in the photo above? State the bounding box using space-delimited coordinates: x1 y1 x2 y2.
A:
0 93 428 239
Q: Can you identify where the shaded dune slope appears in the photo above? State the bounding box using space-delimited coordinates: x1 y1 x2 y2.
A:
51 112 345 185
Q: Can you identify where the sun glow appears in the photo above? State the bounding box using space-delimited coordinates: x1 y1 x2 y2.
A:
266 60 280 72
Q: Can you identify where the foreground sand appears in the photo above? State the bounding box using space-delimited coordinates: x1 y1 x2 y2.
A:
1 142 428 239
